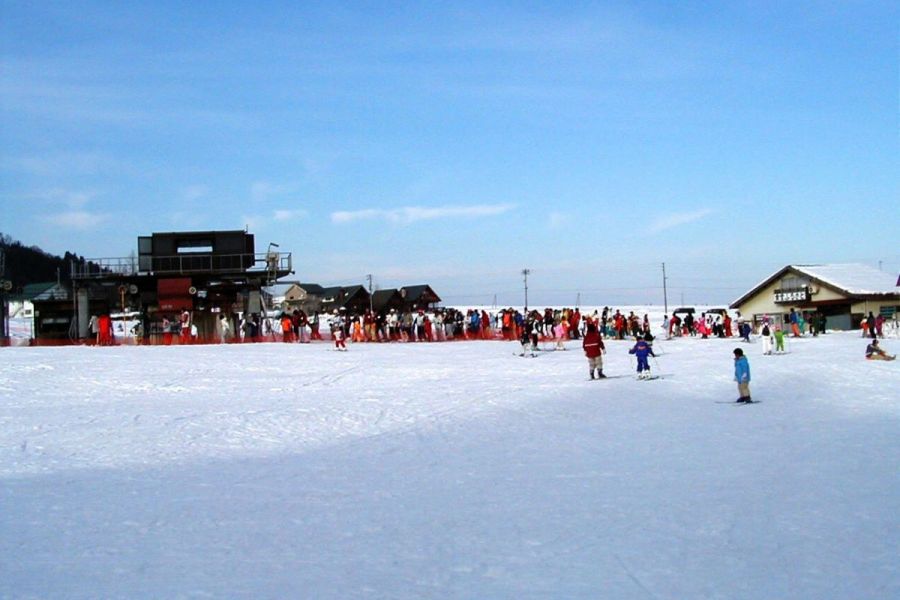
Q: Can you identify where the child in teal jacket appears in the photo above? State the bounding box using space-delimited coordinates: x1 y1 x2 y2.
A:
733 348 751 403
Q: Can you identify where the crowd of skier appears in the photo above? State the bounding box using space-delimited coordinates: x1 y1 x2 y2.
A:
98 301 898 378
115 303 896 350
88 300 896 398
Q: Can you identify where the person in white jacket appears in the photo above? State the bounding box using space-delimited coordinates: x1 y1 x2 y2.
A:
218 314 232 343
760 317 774 355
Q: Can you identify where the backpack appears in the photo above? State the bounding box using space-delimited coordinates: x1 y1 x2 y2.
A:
762 325 770 336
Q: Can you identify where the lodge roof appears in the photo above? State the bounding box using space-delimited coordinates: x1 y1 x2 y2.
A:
23 282 58 297
289 283 325 295
400 284 441 303
371 289 403 312
11 282 68 301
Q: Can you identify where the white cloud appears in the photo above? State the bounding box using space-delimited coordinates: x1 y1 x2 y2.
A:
273 208 307 221
29 188 111 230
251 181 297 203
331 203 516 225
648 208 715 234
1 152 114 177
237 209 307 232
548 211 568 229
183 184 209 202
239 215 264 232
27 188 96 209
331 208 383 224
45 210 110 230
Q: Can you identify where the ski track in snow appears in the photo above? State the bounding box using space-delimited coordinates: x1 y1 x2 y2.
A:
1 332 898 599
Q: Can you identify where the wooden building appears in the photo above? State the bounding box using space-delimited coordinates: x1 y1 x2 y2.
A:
729 264 900 331
282 283 326 314
14 282 72 341
371 289 405 314
319 285 371 314
400 285 442 312
282 283 442 316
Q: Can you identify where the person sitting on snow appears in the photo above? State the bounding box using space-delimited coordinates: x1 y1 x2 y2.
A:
865 339 895 361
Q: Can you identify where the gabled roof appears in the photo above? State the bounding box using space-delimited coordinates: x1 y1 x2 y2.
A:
23 282 58 298
288 283 325 295
12 282 68 301
319 285 370 309
371 289 403 312
401 284 441 303
731 263 900 308
339 285 369 299
320 285 366 298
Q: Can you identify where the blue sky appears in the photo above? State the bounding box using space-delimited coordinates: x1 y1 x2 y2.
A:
1 1 897 306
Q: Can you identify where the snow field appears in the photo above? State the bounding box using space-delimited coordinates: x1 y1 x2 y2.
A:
1 332 898 599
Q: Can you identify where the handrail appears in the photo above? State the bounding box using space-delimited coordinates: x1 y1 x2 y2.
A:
70 252 292 279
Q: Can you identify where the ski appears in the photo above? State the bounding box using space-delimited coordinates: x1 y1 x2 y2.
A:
513 347 557 357
715 400 762 405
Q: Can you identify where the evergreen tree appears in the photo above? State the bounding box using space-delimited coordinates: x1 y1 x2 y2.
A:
0 232 87 293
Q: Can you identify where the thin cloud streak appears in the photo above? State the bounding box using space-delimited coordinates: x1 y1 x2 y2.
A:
45 211 111 230
273 209 307 221
331 203 516 225
648 209 715 234
251 181 298 203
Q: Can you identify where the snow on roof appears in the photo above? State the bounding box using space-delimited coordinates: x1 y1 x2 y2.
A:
793 263 899 295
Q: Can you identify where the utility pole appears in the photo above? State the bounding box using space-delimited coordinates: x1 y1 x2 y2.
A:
366 274 374 313
522 268 531 313
0 248 7 344
662 262 669 315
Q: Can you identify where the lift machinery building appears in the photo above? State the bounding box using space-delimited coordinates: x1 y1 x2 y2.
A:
69 230 292 342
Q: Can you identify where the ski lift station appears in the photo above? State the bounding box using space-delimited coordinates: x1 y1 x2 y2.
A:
63 230 293 343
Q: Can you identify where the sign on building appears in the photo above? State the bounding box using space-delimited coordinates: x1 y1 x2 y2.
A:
773 288 810 304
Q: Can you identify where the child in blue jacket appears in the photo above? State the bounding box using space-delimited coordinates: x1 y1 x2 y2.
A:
733 347 752 403
629 337 656 379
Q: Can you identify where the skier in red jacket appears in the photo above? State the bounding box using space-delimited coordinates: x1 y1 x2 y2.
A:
582 323 606 379
97 313 113 346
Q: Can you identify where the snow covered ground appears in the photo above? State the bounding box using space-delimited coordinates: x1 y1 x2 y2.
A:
1 331 898 599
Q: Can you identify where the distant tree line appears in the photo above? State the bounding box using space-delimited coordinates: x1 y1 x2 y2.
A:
0 232 104 293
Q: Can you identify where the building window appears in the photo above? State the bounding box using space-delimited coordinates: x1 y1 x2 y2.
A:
176 239 214 254
780 275 809 291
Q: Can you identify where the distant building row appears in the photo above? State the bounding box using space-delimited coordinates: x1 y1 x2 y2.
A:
279 283 441 316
